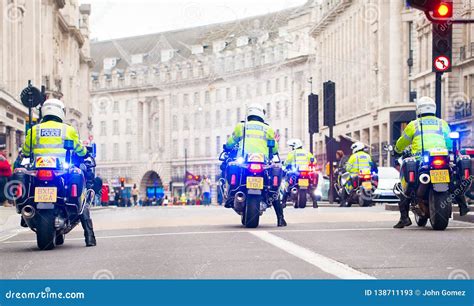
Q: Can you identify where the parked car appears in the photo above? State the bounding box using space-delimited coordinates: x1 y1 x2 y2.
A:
372 167 400 203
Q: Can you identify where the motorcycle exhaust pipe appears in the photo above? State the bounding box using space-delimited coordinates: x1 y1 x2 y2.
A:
21 205 35 219
291 188 298 195
419 173 431 185
235 192 246 203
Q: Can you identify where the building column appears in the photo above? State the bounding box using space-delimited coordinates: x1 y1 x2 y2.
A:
389 0 403 104
142 101 150 150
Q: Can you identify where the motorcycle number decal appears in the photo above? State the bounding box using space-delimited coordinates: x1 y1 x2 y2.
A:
34 187 57 203
35 156 57 168
246 177 264 190
40 128 61 137
430 170 450 184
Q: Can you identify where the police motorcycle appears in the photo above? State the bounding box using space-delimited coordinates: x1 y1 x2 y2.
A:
335 168 377 207
13 140 97 250
281 161 318 209
386 133 472 230
219 140 283 228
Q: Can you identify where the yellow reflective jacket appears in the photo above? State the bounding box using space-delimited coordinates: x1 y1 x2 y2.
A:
395 116 451 155
226 120 278 159
284 148 315 169
22 120 87 158
345 151 373 174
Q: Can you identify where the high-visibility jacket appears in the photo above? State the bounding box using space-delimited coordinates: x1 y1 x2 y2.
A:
226 120 278 159
395 115 451 155
22 120 87 158
345 151 373 174
284 148 315 170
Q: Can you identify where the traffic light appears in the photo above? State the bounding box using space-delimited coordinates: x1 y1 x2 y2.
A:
120 177 125 189
432 20 452 72
308 94 319 134
323 81 336 127
432 1 452 18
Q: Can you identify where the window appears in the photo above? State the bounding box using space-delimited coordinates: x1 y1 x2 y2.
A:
113 120 119 135
183 138 189 157
194 138 200 157
215 110 221 127
125 119 131 134
284 100 289 117
194 112 200 129
113 101 119 113
194 92 200 104
183 93 189 106
276 101 281 119
205 112 210 126
226 88 231 101
126 142 131 158
113 143 119 160
275 78 280 92
205 137 211 156
266 103 271 119
126 100 132 111
266 80 271 95
172 139 178 156
284 76 289 91
183 115 189 130
226 109 232 126
236 108 241 122
100 144 106 161
205 91 210 103
173 115 178 130
216 136 221 154
100 121 106 136
216 89 223 102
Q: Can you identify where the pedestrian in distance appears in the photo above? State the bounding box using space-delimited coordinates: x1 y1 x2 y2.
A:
0 150 12 207
132 184 139 206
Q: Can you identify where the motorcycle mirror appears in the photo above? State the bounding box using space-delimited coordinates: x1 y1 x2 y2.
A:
383 144 394 152
88 143 97 158
64 139 74 150
449 131 460 140
310 157 315 163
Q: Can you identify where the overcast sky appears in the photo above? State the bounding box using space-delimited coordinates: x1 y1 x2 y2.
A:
87 0 307 41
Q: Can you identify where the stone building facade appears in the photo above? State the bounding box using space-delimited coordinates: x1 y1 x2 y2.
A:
0 0 93 161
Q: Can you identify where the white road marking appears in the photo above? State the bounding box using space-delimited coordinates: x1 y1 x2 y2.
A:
2 225 474 244
250 231 376 279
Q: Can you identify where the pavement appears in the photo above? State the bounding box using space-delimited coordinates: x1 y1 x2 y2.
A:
0 204 472 279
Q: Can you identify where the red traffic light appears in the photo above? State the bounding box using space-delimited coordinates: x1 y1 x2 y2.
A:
120 177 125 183
433 2 452 18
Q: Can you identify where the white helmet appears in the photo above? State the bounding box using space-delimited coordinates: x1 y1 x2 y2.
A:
246 103 266 121
416 96 436 117
351 142 365 154
287 138 303 150
42 98 65 121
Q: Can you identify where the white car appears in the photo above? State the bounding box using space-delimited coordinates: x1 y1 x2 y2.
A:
373 167 400 203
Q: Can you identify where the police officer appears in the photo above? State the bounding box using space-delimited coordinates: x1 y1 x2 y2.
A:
224 104 287 227
339 142 376 207
393 96 470 228
22 99 97 246
283 139 319 208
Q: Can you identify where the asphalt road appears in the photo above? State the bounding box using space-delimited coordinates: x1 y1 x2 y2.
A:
0 204 473 279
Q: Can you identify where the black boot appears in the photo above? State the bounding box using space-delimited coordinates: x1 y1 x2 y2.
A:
313 201 319 208
80 208 96 247
277 216 287 227
456 195 470 216
393 198 412 229
273 199 287 227
339 189 348 207
20 216 27 228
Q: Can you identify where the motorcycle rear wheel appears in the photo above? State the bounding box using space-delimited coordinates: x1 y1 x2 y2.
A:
243 195 260 228
297 189 307 209
36 210 56 250
429 190 451 231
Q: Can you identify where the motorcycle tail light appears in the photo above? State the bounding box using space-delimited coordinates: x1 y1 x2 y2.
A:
273 176 279 187
432 156 446 169
71 184 78 197
300 171 308 177
230 174 236 185
408 171 415 183
289 178 293 184
37 170 54 181
249 163 263 173
465 169 471 180
353 180 358 188
16 186 22 198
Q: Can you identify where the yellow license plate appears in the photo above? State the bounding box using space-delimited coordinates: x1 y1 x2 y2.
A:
430 170 450 183
246 177 264 190
298 179 309 187
362 181 372 189
34 187 57 203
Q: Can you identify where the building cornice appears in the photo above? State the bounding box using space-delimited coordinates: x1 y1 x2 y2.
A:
310 0 352 37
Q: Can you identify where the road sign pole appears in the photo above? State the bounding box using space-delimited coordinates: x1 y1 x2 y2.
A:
435 72 443 118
